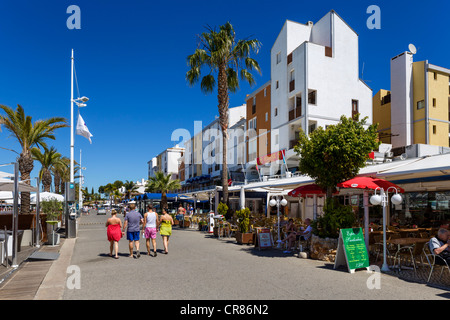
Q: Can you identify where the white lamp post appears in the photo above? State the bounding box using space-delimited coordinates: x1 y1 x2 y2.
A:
370 186 403 272
269 196 288 248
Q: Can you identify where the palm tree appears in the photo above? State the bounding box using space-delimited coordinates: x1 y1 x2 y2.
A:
52 156 69 194
31 146 63 192
0 104 68 214
186 22 261 205
145 171 181 210
81 187 91 202
123 180 139 200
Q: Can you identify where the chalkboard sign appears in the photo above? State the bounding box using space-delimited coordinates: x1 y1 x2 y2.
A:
334 228 369 273
255 228 273 250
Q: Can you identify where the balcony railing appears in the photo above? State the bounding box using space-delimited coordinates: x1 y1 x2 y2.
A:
288 105 302 122
289 80 295 92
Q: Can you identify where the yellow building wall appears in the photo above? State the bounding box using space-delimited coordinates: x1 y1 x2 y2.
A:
428 69 449 147
372 89 392 144
412 61 426 145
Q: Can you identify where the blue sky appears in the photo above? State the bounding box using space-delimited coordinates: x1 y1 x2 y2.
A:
0 0 448 192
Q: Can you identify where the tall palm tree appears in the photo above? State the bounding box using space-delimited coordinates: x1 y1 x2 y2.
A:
0 104 68 214
186 22 261 205
31 146 63 192
123 180 139 200
52 156 70 194
145 171 181 210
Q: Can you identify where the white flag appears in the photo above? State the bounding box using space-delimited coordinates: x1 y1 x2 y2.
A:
76 113 93 144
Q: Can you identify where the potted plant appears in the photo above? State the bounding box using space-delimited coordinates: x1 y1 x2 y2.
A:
235 207 253 244
41 199 63 245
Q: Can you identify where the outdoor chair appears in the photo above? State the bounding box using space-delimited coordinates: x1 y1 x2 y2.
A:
228 224 238 238
423 241 450 283
419 232 430 239
373 235 391 264
392 244 415 273
297 237 311 252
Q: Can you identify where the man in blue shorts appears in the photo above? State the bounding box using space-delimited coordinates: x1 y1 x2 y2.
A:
122 201 143 258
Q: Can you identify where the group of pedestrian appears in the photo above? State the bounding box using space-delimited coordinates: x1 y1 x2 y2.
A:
105 202 174 259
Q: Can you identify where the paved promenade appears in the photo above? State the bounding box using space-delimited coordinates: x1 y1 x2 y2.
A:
63 214 449 300
0 213 449 302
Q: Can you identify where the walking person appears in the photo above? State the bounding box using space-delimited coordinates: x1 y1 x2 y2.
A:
143 205 159 257
159 207 174 254
106 209 122 259
122 201 143 258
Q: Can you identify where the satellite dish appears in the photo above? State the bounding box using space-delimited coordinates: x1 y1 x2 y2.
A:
408 44 417 54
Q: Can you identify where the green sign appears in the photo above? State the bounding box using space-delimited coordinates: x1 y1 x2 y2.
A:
334 227 369 273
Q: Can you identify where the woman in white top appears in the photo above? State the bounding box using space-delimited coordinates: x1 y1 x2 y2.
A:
143 205 160 256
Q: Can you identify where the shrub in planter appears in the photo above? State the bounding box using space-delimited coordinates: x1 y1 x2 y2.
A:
41 199 63 245
311 198 356 239
235 207 253 244
310 198 356 261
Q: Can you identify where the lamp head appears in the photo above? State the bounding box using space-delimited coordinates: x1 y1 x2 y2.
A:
391 193 403 205
269 199 277 207
370 194 382 206
79 96 89 102
280 198 288 206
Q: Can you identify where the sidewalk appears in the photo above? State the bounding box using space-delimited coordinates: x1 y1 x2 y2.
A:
0 234 76 300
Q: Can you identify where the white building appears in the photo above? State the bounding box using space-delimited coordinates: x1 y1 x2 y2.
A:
148 145 185 180
182 104 246 191
270 10 372 175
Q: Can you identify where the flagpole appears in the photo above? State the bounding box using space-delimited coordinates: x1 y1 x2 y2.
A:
70 49 74 184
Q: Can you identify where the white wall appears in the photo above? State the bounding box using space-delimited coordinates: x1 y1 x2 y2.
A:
390 52 414 148
270 11 372 160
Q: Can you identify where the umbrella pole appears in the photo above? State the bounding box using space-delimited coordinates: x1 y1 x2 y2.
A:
12 162 19 268
363 191 369 249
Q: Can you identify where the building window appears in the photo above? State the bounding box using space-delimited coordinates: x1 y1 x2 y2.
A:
249 117 257 131
287 53 293 64
308 90 317 105
434 72 437 80
264 88 267 97
276 52 281 64
265 112 268 122
248 139 257 161
433 98 436 107
433 125 437 134
252 97 256 114
276 81 279 89
275 108 278 117
352 100 359 120
417 100 425 110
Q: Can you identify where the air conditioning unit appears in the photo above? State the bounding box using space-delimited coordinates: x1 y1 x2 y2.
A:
385 151 394 158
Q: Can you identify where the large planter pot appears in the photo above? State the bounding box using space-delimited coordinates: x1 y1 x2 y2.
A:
236 231 254 245
309 235 338 262
46 221 60 246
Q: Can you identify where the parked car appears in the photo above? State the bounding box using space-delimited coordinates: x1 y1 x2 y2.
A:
97 207 106 215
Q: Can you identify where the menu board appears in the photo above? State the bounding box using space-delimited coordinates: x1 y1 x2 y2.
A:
256 228 273 250
334 228 370 273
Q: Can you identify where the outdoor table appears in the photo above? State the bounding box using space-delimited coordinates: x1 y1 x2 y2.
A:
386 238 429 270
397 229 419 238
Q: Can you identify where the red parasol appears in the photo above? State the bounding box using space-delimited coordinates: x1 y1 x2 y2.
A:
337 176 404 193
288 184 333 197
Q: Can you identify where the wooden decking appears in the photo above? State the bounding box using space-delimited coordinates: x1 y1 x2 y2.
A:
0 240 63 300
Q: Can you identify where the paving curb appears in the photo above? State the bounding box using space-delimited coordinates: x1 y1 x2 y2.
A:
34 237 77 300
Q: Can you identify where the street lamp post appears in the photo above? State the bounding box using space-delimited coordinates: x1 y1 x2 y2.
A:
269 195 288 249
370 186 403 272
